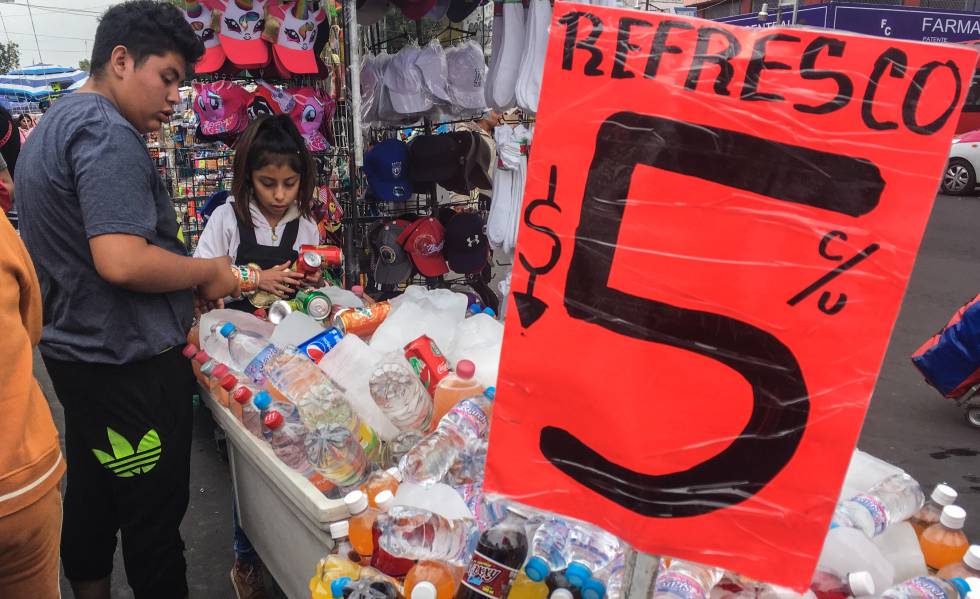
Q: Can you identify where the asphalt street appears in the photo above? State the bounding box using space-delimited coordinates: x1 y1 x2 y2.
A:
35 193 979 598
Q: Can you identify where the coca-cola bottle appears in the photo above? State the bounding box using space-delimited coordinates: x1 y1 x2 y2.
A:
456 509 529 599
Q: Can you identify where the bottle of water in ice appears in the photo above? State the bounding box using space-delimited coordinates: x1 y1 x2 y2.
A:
399 388 494 486
880 576 975 599
564 523 623 588
219 323 280 385
833 473 925 538
446 438 488 486
305 424 370 491
263 410 335 495
653 559 723 599
369 352 434 432
524 518 573 582
378 505 480 565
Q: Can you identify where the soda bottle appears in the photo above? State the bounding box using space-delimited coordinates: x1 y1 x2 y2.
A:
432 360 483 430
508 572 549 599
306 424 370 490
346 490 378 565
370 352 434 432
406 560 461 599
386 430 424 470
456 509 529 599
563 524 622 589
880 576 975 599
363 467 403 508
938 545 980 580
921 505 971 571
832 473 925 538
401 389 494 486
330 520 363 564
653 559 723 599
370 490 415 577
219 323 280 384
809 570 875 599
378 505 480 564
263 411 335 495
525 518 573 582
310 555 361 599
911 484 958 537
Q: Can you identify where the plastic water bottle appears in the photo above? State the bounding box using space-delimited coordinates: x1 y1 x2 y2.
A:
305 424 370 490
603 555 625 599
400 389 494 486
652 559 723 599
880 576 976 599
232 387 264 438
809 569 875 599
833 473 925 538
563 523 622 588
911 484 959 536
819 526 895 595
219 323 280 385
447 438 488 486
263 410 335 495
370 490 415 577
343 577 400 599
378 505 480 565
369 352 434 432
525 518 573 582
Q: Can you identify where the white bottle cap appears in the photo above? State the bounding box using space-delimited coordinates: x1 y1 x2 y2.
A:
386 467 404 482
941 505 968 529
551 590 574 599
848 572 875 597
964 546 980 570
412 581 438 599
344 490 369 515
375 489 395 511
933 484 958 506
329 520 350 539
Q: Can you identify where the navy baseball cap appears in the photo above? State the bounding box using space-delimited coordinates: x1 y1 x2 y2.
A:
445 211 489 274
364 139 413 202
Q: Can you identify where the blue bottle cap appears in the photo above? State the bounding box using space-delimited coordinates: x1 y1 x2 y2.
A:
253 391 272 410
950 578 970 598
582 578 607 599
565 562 592 588
525 556 550 582
219 322 236 338
331 577 352 598
484 387 496 401
482 307 497 318
469 303 480 314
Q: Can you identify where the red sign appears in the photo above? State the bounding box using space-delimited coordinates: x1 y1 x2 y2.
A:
485 4 976 588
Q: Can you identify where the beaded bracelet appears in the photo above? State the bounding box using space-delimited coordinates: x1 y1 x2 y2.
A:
230 265 260 295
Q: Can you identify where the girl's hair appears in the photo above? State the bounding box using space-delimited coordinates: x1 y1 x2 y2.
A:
231 114 316 228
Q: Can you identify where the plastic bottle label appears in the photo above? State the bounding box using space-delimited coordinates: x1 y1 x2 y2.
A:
455 400 490 437
903 577 950 599
244 344 279 385
461 550 518 599
851 494 889 536
655 572 707 599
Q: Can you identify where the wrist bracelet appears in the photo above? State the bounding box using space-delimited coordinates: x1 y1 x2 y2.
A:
231 264 260 295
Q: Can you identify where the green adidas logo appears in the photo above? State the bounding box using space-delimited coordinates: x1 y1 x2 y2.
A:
91 428 162 478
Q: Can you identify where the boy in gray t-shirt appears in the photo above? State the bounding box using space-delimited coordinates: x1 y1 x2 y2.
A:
16 3 238 599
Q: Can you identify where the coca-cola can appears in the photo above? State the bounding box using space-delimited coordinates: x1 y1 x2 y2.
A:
298 244 343 268
296 250 323 275
403 334 450 394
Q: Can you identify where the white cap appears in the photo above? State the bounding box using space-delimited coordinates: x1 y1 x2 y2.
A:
932 484 958 506
847 572 875 597
964 545 980 570
385 467 403 482
447 41 488 111
344 490 369 515
384 45 431 116
375 489 394 511
412 581 438 599
551 590 574 599
329 520 350 540
941 505 968 529
416 40 452 105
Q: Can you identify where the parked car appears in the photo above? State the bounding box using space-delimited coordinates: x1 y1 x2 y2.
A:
942 129 980 195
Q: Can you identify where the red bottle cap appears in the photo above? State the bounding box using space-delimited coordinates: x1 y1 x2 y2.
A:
232 387 253 404
219 374 237 390
211 364 230 379
182 344 199 359
456 359 476 379
193 350 210 364
263 411 284 429
254 308 268 320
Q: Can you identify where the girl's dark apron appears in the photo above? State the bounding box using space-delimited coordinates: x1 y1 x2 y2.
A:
225 216 300 313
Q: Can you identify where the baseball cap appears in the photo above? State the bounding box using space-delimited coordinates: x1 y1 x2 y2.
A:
360 54 384 124
217 0 271 69
397 216 449 277
193 80 251 136
268 0 326 77
174 0 226 73
407 133 469 183
416 40 452 105
384 45 432 116
288 87 333 151
426 0 451 20
364 139 413 202
445 211 489 274
392 0 437 20
369 221 414 285
357 0 389 26
447 0 482 23
441 130 492 194
447 41 488 111
248 79 295 120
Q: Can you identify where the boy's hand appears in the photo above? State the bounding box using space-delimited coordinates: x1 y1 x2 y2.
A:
198 256 238 300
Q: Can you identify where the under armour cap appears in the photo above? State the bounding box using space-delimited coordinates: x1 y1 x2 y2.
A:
217 0 271 69
447 41 488 111
269 0 326 77
357 0 390 25
175 0 226 73
384 45 432 116
364 139 413 202
445 211 489 274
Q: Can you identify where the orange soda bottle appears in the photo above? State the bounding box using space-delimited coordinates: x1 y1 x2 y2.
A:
430 360 482 431
937 544 980 579
346 490 378 565
363 467 402 509
405 560 461 599
920 505 970 571
507 571 549 599
910 484 958 537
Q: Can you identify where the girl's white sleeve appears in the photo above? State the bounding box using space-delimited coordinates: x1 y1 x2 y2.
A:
193 203 235 260
294 216 322 250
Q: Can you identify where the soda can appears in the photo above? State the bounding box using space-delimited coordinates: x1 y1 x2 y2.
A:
296 327 345 363
332 301 391 337
268 299 300 324
298 244 343 268
296 250 322 275
403 334 450 394
297 289 333 322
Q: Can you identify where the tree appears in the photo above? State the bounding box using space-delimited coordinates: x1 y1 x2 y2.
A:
0 42 20 75
79 58 91 72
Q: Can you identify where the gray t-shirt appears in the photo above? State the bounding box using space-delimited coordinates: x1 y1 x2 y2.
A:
17 92 194 364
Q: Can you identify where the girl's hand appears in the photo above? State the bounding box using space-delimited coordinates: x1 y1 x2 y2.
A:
259 262 305 297
303 268 323 287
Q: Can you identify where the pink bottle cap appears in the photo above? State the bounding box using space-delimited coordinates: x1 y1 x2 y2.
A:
211 364 230 379
455 359 476 379
182 344 199 359
219 374 237 390
193 350 210 364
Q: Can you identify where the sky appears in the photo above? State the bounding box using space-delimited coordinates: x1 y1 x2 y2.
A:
0 1 120 70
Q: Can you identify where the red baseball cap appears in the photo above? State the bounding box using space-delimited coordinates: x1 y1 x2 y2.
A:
217 0 271 69
397 216 449 277
175 0 226 73
268 0 326 77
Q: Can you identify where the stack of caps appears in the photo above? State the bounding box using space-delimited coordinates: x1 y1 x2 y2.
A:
356 0 485 25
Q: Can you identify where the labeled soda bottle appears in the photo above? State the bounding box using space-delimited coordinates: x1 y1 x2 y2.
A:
362 467 402 508
937 545 980 579
920 505 970 571
456 509 529 599
405 560 462 599
432 360 483 431
346 490 378 565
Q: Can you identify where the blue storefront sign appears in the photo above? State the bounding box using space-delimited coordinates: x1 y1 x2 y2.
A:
717 2 980 44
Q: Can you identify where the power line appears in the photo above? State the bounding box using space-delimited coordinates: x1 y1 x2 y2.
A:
24 0 43 63
3 2 104 16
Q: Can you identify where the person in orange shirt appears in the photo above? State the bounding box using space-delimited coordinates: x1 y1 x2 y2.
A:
0 212 65 598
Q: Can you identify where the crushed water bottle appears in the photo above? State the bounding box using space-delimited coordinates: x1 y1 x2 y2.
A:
833 473 925 538
369 352 434 432
653 559 723 599
525 518 573 582
377 505 480 565
400 389 494 486
564 523 623 588
305 424 370 490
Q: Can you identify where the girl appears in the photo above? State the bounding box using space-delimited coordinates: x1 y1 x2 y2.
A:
195 113 321 310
